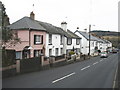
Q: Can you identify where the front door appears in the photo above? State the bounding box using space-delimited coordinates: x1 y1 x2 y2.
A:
22 50 30 59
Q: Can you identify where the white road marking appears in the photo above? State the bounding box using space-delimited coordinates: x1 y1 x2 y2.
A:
81 65 91 71
113 67 118 88
100 59 103 62
52 72 76 83
93 62 99 65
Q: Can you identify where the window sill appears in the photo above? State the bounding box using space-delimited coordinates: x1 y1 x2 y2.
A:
34 43 42 45
67 44 72 45
48 43 52 45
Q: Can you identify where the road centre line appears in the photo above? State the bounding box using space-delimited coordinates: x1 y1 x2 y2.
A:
52 72 76 83
52 55 112 84
81 65 91 71
100 59 104 62
93 62 99 65
112 67 118 88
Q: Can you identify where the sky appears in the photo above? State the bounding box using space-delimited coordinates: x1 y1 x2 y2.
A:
1 0 119 32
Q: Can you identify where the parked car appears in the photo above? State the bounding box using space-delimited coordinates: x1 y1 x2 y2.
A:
112 49 118 53
100 52 108 58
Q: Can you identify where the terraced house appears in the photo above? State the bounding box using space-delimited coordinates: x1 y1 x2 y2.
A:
74 30 112 55
6 12 81 59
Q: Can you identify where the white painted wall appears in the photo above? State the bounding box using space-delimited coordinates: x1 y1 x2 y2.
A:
75 31 98 55
75 32 89 55
66 38 81 53
66 39 80 49
45 33 63 57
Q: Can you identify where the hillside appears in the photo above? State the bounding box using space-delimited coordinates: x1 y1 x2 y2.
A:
91 30 120 48
91 30 120 36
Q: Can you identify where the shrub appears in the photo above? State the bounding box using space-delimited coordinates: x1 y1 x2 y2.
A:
69 51 75 56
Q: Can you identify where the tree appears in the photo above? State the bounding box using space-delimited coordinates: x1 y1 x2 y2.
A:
0 2 20 49
2 28 20 48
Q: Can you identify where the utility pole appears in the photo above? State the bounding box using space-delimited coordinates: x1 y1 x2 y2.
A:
89 24 91 58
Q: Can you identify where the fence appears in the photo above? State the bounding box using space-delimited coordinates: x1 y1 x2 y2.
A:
2 54 81 78
55 55 65 61
20 57 41 73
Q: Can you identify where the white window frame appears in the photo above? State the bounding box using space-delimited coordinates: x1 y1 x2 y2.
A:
49 34 52 44
67 38 72 45
34 35 42 44
76 39 80 45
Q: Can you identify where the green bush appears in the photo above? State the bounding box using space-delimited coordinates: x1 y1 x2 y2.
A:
69 51 75 56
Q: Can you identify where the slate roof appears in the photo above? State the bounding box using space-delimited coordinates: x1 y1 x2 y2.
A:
102 39 112 44
8 16 81 39
75 30 104 42
8 17 46 31
67 30 81 39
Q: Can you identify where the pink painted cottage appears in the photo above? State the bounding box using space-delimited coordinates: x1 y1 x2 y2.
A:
7 12 47 59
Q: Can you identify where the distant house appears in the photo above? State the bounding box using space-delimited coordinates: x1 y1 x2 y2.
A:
100 39 112 52
74 30 112 55
106 40 112 49
6 12 81 59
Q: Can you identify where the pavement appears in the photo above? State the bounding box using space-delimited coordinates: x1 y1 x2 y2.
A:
2 53 118 88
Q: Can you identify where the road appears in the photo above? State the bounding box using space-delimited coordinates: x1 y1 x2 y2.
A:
3 52 119 88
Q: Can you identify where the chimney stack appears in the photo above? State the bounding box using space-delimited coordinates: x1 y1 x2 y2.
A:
61 21 67 32
30 11 35 20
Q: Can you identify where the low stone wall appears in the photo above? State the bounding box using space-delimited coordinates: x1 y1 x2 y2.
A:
2 54 85 78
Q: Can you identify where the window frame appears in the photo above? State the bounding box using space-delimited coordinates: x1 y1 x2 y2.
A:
34 50 43 57
16 51 22 59
34 35 43 45
49 34 52 45
49 49 52 57
76 39 80 45
60 35 64 45
67 38 72 45
61 48 63 55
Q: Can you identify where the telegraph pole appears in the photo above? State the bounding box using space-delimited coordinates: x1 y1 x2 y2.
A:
89 24 91 58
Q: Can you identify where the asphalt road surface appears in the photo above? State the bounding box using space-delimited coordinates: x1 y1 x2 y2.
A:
3 52 119 88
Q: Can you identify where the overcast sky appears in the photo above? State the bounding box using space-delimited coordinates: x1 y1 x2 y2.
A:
1 0 119 32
